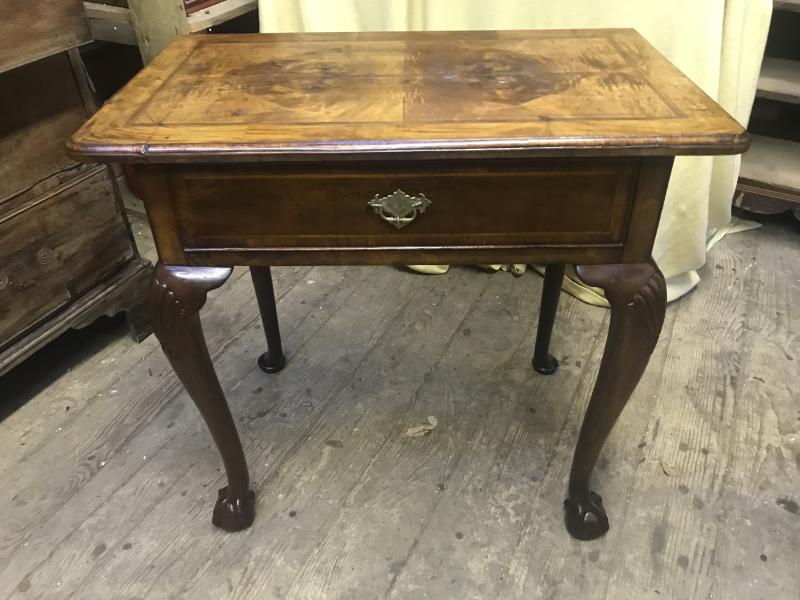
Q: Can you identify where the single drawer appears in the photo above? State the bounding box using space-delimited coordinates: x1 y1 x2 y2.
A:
0 167 135 348
167 159 638 252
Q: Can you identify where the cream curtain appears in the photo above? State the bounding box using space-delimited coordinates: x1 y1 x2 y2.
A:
259 0 771 303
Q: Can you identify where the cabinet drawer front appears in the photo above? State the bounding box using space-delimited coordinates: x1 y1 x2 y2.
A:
0 53 90 211
169 159 638 251
0 168 134 347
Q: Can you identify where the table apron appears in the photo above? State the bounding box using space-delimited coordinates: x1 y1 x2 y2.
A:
136 157 674 267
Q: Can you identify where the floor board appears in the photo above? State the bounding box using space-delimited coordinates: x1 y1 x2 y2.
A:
1 214 798 599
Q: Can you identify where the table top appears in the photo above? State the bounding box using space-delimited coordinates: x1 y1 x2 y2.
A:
68 29 748 164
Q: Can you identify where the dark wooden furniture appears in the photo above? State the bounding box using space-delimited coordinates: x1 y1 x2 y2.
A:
69 29 748 540
0 10 152 377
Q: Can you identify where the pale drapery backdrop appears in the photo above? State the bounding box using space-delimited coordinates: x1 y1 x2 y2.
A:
258 0 771 303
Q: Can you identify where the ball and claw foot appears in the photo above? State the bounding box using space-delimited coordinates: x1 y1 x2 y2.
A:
258 351 286 374
212 487 256 532
564 490 610 541
532 354 559 375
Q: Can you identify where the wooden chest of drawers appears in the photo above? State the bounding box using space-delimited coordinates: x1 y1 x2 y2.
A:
0 53 91 203
0 167 135 345
0 46 152 375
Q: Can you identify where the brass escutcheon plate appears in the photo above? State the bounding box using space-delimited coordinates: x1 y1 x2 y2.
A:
367 189 431 229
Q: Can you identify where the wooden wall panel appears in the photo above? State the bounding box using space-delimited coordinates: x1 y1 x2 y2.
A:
0 0 91 73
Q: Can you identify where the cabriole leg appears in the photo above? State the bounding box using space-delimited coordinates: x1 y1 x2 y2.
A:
565 261 666 540
151 262 255 531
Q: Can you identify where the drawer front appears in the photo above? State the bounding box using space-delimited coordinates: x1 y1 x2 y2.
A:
0 168 135 347
169 159 638 252
0 53 91 212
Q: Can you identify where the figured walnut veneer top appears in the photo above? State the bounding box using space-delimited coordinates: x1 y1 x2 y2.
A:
69 29 749 163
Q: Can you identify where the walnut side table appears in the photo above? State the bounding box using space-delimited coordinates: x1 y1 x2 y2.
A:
68 29 748 540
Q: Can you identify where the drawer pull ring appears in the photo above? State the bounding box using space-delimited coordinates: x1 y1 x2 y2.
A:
368 190 431 229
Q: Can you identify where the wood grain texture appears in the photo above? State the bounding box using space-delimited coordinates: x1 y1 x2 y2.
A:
166 159 637 248
0 53 91 209
1 48 152 376
61 28 753 546
127 0 190 64
1 220 797 599
0 167 135 348
0 0 90 74
0 257 152 377
134 156 669 269
68 29 749 163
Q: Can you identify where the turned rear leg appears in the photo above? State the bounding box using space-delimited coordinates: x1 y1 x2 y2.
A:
250 266 287 373
532 263 565 374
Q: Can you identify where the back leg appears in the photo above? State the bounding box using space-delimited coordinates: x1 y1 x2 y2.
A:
250 266 287 373
532 263 565 374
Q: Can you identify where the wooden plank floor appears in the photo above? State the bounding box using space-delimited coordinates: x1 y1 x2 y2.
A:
1 213 799 599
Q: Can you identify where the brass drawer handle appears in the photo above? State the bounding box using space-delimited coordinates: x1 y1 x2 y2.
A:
367 189 431 229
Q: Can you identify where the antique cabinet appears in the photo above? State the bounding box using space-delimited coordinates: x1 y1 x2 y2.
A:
0 9 152 376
